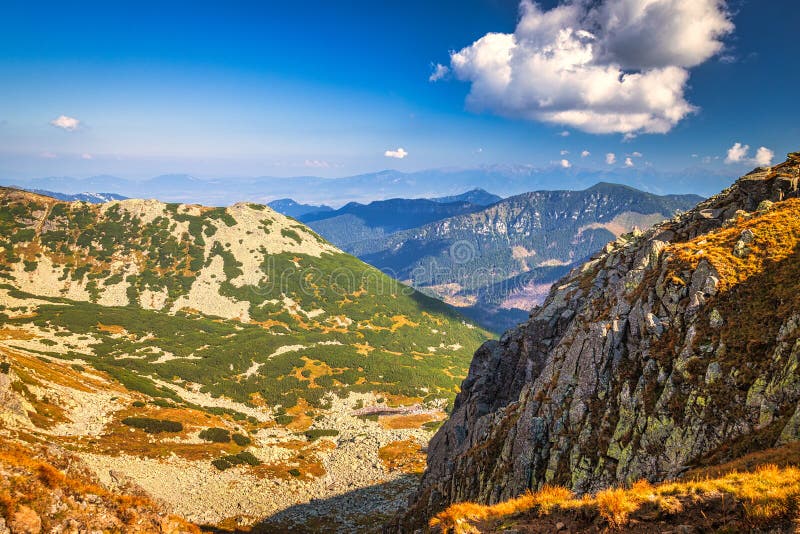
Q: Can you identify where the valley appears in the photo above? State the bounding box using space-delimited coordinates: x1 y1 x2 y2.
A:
2 1 796 532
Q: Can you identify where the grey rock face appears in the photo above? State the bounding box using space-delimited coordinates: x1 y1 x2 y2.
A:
391 154 800 531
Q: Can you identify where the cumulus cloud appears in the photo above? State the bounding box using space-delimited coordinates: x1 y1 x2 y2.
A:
624 157 634 167
446 0 733 135
560 159 571 168
50 115 80 131
429 63 450 82
754 146 774 166
725 142 749 163
581 150 590 157
558 130 570 137
631 151 643 157
384 147 408 159
725 142 775 166
606 152 617 164
560 149 569 155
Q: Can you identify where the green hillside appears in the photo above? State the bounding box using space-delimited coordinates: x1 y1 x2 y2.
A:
0 187 489 412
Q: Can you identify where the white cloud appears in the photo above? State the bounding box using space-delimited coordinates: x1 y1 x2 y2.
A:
606 152 617 165
429 63 450 82
560 159 571 168
560 149 569 155
81 153 93 160
40 151 57 159
725 142 775 166
384 147 408 159
725 142 749 163
631 151 643 157
304 159 331 168
624 157 634 167
558 130 570 137
754 146 774 166
447 0 733 135
581 150 590 158
50 115 80 131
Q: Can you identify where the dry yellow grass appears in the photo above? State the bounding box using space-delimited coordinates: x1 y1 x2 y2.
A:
378 411 446 430
285 398 314 431
669 197 800 291
0 437 199 533
431 486 574 533
0 328 35 340
390 314 419 332
431 464 800 533
378 439 427 474
96 323 127 335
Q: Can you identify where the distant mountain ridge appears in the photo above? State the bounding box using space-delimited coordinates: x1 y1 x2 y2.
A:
298 197 487 251
267 198 333 218
430 188 502 206
1 165 733 206
346 182 703 331
26 188 128 203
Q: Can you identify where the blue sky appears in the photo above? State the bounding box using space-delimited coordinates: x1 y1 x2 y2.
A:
0 0 798 189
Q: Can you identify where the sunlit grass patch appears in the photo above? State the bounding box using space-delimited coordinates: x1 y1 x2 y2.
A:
431 461 800 532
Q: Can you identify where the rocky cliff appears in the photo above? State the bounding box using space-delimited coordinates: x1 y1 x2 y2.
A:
395 152 800 530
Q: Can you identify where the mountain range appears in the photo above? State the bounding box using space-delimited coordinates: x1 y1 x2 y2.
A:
298 183 702 331
3 153 799 532
299 198 487 251
25 189 128 203
1 165 733 207
266 198 333 218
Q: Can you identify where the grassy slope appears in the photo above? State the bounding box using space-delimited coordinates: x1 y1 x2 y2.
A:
431 443 800 533
0 436 199 533
0 188 490 411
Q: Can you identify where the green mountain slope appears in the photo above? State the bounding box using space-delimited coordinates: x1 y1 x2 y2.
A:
0 187 488 407
0 186 492 528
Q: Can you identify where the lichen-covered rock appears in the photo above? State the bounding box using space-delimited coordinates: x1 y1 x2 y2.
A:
392 152 800 530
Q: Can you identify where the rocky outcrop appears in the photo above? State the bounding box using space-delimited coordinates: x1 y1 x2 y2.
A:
393 153 800 530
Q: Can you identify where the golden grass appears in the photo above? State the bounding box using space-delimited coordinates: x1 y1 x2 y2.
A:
353 342 375 356
431 486 574 533
96 323 127 335
669 197 800 291
431 464 800 532
390 314 419 332
0 328 35 340
0 437 199 533
285 398 314 431
290 356 342 388
378 411 446 430
378 439 427 474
